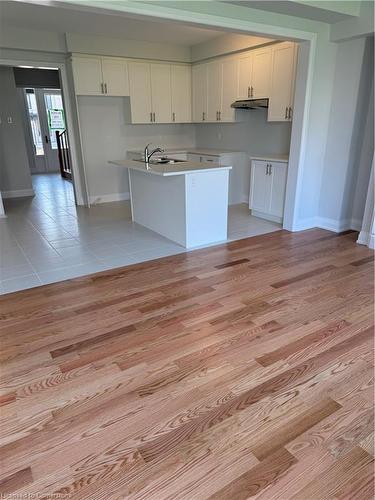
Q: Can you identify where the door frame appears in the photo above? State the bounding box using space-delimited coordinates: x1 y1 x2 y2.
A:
0 57 89 206
68 1 318 230
36 88 64 173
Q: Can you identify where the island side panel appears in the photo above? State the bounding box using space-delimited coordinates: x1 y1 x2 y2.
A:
129 169 187 246
185 169 229 248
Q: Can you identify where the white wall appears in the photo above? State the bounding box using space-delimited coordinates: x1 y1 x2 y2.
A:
0 67 33 197
318 36 374 230
77 96 195 203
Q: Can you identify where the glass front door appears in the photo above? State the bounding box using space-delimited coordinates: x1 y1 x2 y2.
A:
24 88 66 173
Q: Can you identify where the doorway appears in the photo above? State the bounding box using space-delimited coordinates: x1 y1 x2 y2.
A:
24 88 66 174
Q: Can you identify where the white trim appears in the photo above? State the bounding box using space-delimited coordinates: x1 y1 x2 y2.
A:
89 192 130 204
251 210 283 224
357 231 375 249
1 189 35 199
291 216 362 233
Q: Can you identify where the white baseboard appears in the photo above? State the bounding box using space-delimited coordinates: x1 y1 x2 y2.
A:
89 192 130 205
251 209 283 224
1 189 35 199
292 216 362 233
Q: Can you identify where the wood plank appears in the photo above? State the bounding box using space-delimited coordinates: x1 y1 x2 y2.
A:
0 229 373 498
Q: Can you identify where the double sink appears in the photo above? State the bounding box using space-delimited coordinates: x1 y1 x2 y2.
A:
133 157 186 165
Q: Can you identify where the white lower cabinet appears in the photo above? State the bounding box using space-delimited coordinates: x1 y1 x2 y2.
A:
249 160 288 223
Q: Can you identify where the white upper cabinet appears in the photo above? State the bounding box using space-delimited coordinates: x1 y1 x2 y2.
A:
72 56 129 96
72 41 297 125
251 47 272 99
101 58 129 96
150 64 172 124
192 64 208 123
268 42 297 122
196 58 237 123
129 62 153 124
171 65 191 123
129 62 191 124
236 46 272 100
221 58 237 122
72 57 103 95
237 53 253 99
207 61 222 122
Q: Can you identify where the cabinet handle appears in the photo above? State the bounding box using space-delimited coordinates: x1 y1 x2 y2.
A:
172 112 175 122
266 164 269 175
216 111 218 121
251 86 254 97
104 83 107 94
153 112 156 122
150 112 153 122
285 107 288 119
218 111 221 121
248 86 250 98
288 107 292 119
269 164 272 175
202 111 205 121
101 82 104 94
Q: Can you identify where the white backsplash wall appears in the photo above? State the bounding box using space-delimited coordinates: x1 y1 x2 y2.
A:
77 96 196 203
195 109 292 156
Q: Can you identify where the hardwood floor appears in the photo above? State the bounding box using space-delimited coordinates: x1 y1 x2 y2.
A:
0 228 374 499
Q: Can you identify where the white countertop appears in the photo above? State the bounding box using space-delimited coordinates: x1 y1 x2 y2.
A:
109 159 232 176
127 147 243 156
250 154 289 163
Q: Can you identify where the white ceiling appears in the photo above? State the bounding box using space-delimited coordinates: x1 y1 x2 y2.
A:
0 1 225 46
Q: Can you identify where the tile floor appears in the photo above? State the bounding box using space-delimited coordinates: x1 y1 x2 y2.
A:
0 174 280 294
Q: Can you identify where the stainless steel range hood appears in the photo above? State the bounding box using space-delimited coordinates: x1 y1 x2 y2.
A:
231 98 269 110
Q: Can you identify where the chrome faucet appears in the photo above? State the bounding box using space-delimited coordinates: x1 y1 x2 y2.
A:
144 143 164 169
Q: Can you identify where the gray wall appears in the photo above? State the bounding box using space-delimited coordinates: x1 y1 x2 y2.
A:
318 36 374 228
0 67 33 195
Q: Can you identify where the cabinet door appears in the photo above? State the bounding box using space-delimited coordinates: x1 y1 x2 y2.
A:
72 57 103 95
207 61 222 122
269 162 288 217
251 47 272 98
192 64 208 122
221 58 237 122
249 161 272 213
129 62 152 124
150 64 172 124
171 65 191 123
101 58 129 96
237 54 252 99
268 43 296 122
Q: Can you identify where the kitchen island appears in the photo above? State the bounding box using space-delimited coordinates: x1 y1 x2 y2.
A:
108 159 232 248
